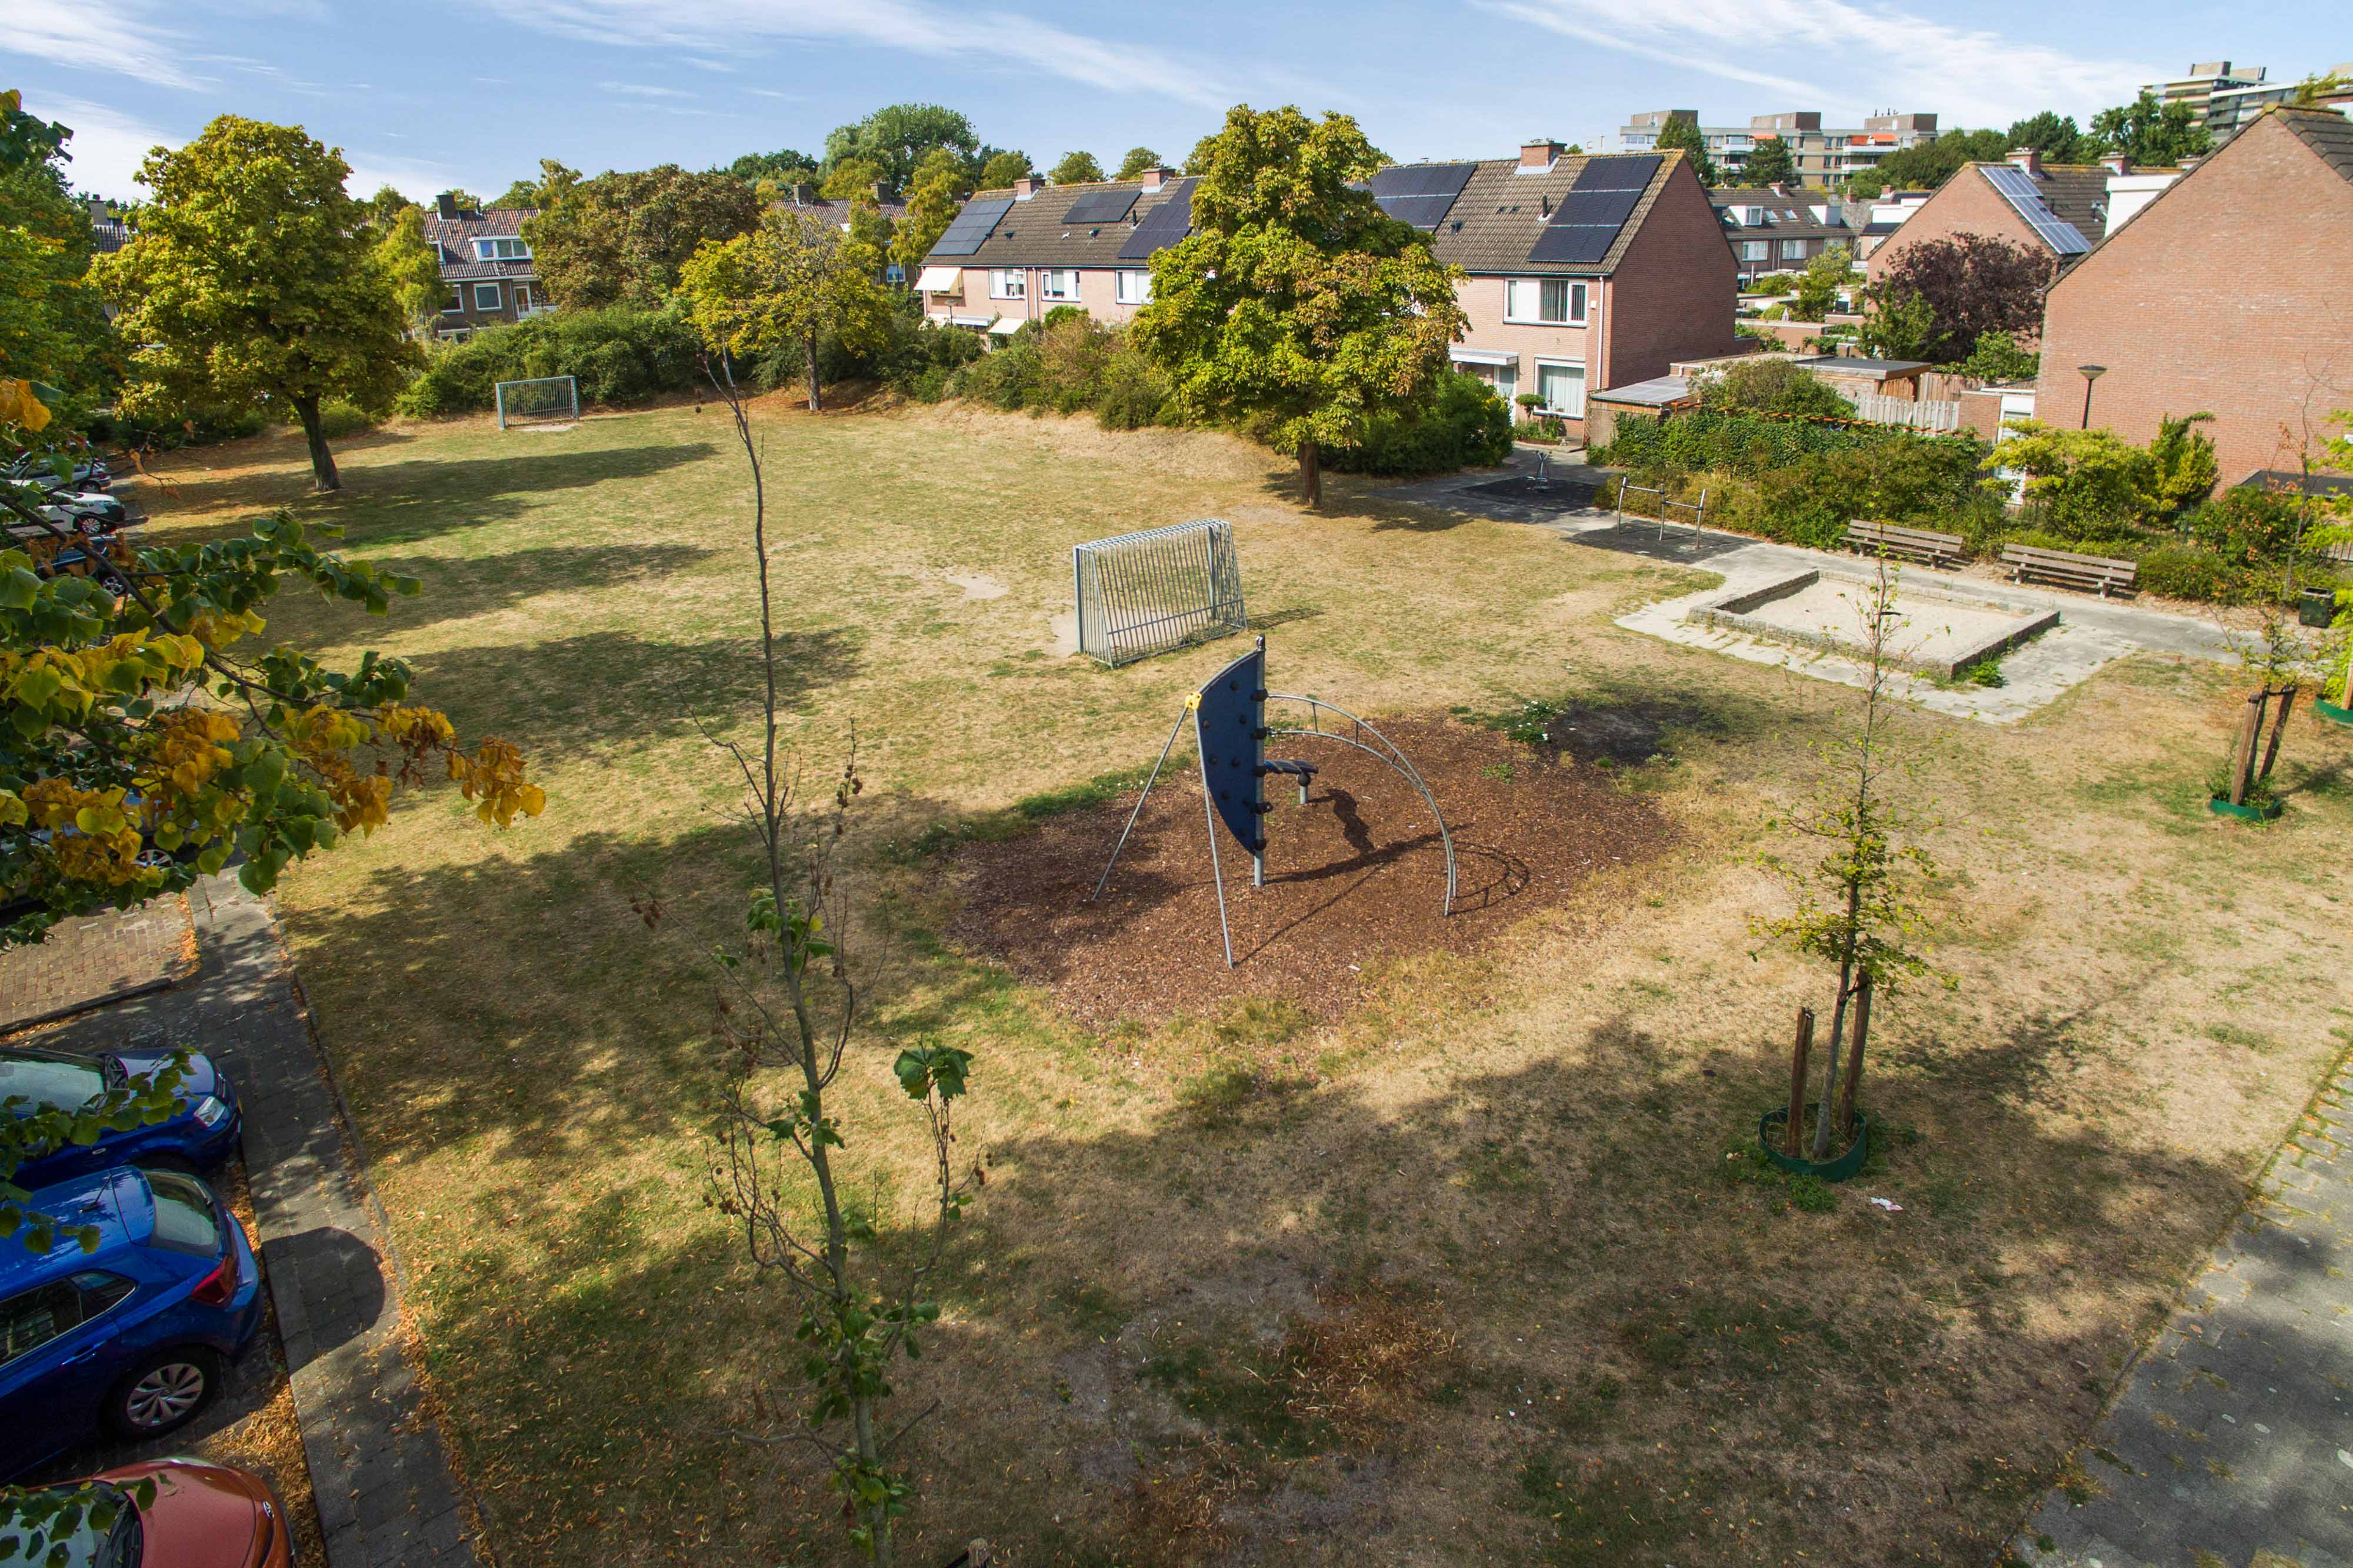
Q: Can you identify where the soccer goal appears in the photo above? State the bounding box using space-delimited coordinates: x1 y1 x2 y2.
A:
1072 519 1248 666
494 375 579 430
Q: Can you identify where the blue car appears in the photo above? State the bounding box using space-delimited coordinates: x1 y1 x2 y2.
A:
0 1046 241 1189
0 1167 264 1479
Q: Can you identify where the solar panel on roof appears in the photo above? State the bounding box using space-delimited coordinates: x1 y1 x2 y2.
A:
1117 178 1197 261
1364 162 1476 229
930 196 1013 257
1980 165 2091 254
1549 188 1642 228
1571 155 1661 193
1062 188 1138 225
1527 225 1619 264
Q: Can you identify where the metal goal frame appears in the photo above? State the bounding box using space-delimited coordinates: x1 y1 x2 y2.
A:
494 375 579 430
1072 519 1247 666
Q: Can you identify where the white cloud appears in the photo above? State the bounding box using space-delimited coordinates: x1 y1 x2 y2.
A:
600 82 695 99
17 94 181 199
1482 0 2155 126
515 0 1228 105
8 0 206 91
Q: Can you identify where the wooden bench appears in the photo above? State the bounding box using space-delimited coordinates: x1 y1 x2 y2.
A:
1844 520 1964 568
2000 543 2137 597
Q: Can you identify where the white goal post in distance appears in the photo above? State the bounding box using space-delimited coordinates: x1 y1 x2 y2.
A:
1072 519 1248 666
494 375 579 430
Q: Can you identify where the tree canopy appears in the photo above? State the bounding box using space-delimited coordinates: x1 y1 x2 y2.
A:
1861 232 2054 365
892 148 972 273
728 148 821 188
978 150 1034 189
1742 136 1794 187
2089 91 2212 166
524 162 762 311
1129 104 1468 508
1654 117 1718 186
93 116 419 491
373 203 445 329
0 91 116 408
1048 151 1105 186
822 104 981 197
1114 146 1165 180
679 207 894 413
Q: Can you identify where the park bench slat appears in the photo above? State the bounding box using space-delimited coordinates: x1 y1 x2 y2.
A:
1844 520 1964 567
1999 543 2137 597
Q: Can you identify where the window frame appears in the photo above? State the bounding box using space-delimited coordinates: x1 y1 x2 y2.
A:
1781 239 1808 260
989 269 1026 300
472 282 503 312
1533 358 1587 419
1503 278 1587 326
441 287 464 315
472 236 531 261
1114 269 1152 305
1039 269 1077 302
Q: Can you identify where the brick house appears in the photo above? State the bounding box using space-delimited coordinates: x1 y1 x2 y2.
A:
919 141 1739 440
2033 106 2353 486
1862 149 2109 288
423 194 546 340
1709 186 1856 281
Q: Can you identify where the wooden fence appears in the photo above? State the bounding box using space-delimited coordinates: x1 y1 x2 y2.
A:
1849 391 1963 433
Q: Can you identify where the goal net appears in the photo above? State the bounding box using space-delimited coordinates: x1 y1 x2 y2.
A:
1072 519 1248 666
494 375 579 429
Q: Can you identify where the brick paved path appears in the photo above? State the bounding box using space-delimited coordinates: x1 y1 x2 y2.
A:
0 895 193 1030
2015 1052 2353 1568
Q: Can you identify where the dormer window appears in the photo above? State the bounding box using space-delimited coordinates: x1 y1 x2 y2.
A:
474 237 530 261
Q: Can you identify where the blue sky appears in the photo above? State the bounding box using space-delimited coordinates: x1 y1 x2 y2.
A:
9 0 2343 202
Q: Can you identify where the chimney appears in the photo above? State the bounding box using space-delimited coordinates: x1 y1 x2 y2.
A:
1139 165 1172 191
2100 152 2130 176
791 181 816 205
1519 137 1564 171
1012 176 1038 199
435 191 459 220
872 179 891 205
2005 147 2043 178
86 195 106 223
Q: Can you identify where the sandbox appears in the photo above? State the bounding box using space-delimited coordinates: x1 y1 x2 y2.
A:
1685 569 2058 681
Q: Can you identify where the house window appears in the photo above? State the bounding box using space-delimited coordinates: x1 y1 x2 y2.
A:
441 287 463 314
515 283 535 312
990 269 1025 299
1504 278 1586 325
1040 269 1076 301
1115 270 1152 305
1535 360 1585 418
472 282 502 311
1782 239 1807 260
473 237 530 261
1741 241 1769 261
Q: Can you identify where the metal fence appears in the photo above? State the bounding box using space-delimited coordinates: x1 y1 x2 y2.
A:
1849 392 1962 433
1072 519 1248 665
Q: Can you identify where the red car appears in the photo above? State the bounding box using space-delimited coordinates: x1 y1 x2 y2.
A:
0 1458 291 1567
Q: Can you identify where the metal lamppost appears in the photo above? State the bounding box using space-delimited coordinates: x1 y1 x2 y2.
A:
2078 363 2107 428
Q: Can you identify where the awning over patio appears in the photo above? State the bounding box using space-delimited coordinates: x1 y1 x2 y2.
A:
916 266 961 293
1448 346 1518 368
986 317 1024 336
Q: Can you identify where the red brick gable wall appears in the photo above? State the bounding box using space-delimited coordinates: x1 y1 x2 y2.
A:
2034 114 2353 486
1601 162 1741 389
1864 168 2044 285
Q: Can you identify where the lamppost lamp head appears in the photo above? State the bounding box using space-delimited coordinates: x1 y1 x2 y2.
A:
2078 363 2107 381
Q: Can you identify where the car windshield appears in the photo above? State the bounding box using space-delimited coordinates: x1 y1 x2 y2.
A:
142 1171 219 1258
0 1485 140 1568
0 1052 106 1113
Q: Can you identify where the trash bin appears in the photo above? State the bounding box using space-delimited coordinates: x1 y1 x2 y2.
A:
2298 588 2338 629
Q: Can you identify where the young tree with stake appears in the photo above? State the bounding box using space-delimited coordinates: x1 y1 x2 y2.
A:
1752 561 1942 1160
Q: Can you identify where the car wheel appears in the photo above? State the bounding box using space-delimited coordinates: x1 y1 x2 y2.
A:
132 1153 200 1176
105 1347 220 1438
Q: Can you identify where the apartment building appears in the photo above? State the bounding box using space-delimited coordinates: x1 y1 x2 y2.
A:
1621 110 1939 185
424 194 547 340
2206 66 2353 142
1708 186 1855 279
2035 106 2353 487
2143 61 2271 125
919 141 1739 440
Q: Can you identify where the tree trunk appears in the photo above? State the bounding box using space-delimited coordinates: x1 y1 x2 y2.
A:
293 395 341 493
1836 974 1872 1140
806 333 822 413
1811 964 1854 1160
1298 438 1321 510
2258 684 2296 782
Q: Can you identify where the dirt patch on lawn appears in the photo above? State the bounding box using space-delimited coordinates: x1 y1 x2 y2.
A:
942 716 1673 1022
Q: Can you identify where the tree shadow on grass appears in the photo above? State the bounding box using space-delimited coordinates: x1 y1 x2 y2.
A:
361 542 730 635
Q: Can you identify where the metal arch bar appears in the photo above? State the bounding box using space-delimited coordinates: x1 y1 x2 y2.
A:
1088 702 1191 904
1263 693 1457 916
1194 705 1237 968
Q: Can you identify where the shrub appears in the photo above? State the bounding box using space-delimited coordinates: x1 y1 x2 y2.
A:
1596 406 1978 482
1034 315 1116 415
1697 358 1853 419
945 335 1042 411
1093 339 1172 431
399 306 702 416
1325 372 1512 477
1956 330 2038 384
1996 421 2158 541
2188 485 2302 566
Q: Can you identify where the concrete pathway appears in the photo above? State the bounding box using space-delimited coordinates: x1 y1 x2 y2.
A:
0 895 194 1031
21 877 485 1568
2014 1051 2353 1568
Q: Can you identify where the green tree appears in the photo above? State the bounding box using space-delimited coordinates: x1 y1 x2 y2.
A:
1858 288 1934 360
2090 91 2212 166
373 203 445 331
1654 116 1718 186
679 206 894 412
1751 560 1941 1162
1114 146 1165 180
823 104 982 196
524 163 762 310
892 148 971 273
492 176 544 209
2147 411 2219 517
355 183 410 228
1989 421 2157 537
1129 104 1468 508
1955 329 2038 383
93 116 421 492
2005 111 2093 164
822 156 887 204
1743 136 1795 187
1048 151 1105 185
1871 128 2009 191
728 147 821 186
0 91 116 403
978 150 1034 189
1790 242 1853 321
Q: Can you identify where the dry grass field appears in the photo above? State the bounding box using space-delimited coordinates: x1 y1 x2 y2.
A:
126 399 2353 1566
